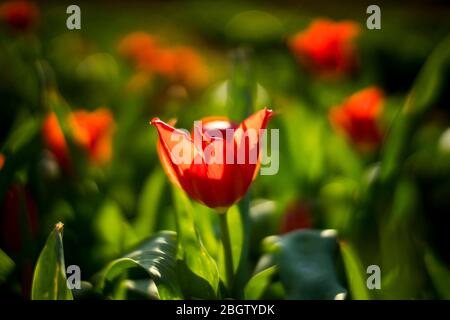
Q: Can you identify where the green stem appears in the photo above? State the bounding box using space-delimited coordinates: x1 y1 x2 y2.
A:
219 210 234 291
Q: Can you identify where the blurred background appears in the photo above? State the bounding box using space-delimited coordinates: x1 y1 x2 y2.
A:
0 0 450 300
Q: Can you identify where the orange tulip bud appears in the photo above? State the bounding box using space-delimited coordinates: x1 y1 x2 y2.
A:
0 153 5 170
0 0 39 32
329 87 385 150
69 108 114 165
42 109 115 168
280 201 312 234
289 19 360 77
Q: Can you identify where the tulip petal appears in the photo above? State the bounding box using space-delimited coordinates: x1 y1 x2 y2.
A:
152 118 205 202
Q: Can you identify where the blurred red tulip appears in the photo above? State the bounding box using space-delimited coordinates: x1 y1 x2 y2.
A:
280 201 312 234
289 19 360 77
173 46 209 88
118 32 161 71
0 0 39 32
69 108 115 165
0 153 5 170
42 108 115 167
329 87 385 150
151 108 272 210
1 184 38 253
118 32 209 88
42 113 70 170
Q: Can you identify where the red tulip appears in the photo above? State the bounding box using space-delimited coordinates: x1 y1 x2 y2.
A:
1 184 38 253
280 201 312 234
68 108 115 165
0 0 39 32
151 108 273 210
42 112 71 170
42 109 115 168
289 19 360 77
118 32 209 88
329 86 385 150
0 153 5 170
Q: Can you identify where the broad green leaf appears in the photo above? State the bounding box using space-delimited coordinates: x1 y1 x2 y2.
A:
134 169 166 239
172 187 219 298
424 249 450 299
0 249 15 285
114 279 160 300
95 199 138 261
244 266 277 300
100 230 182 300
340 242 371 300
270 230 346 300
31 222 73 300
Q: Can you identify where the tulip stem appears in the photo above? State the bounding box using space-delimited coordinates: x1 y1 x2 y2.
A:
219 210 234 292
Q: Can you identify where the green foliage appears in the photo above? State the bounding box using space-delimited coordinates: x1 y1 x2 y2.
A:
244 266 277 300
94 199 138 261
172 187 220 299
0 249 14 285
268 230 347 300
99 230 182 300
1 1 450 301
134 169 166 239
340 242 370 300
31 223 73 300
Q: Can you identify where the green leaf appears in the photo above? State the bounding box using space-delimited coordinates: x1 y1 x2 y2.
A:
0 116 41 201
340 242 371 300
94 199 138 261
134 169 166 239
380 35 450 184
114 279 160 300
1 115 40 155
0 249 15 285
100 230 182 300
192 202 220 259
244 266 277 300
271 230 347 300
424 249 450 299
31 222 73 300
172 187 220 298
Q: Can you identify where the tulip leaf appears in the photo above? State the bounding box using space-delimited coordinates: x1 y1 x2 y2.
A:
172 187 220 299
94 199 139 262
31 222 73 300
134 169 166 239
380 35 450 184
100 230 182 300
0 249 15 285
0 116 40 201
192 202 220 259
271 230 347 300
113 278 160 300
340 242 371 300
424 249 450 299
244 266 277 300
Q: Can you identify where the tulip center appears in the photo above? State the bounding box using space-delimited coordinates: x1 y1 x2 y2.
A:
195 118 238 141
